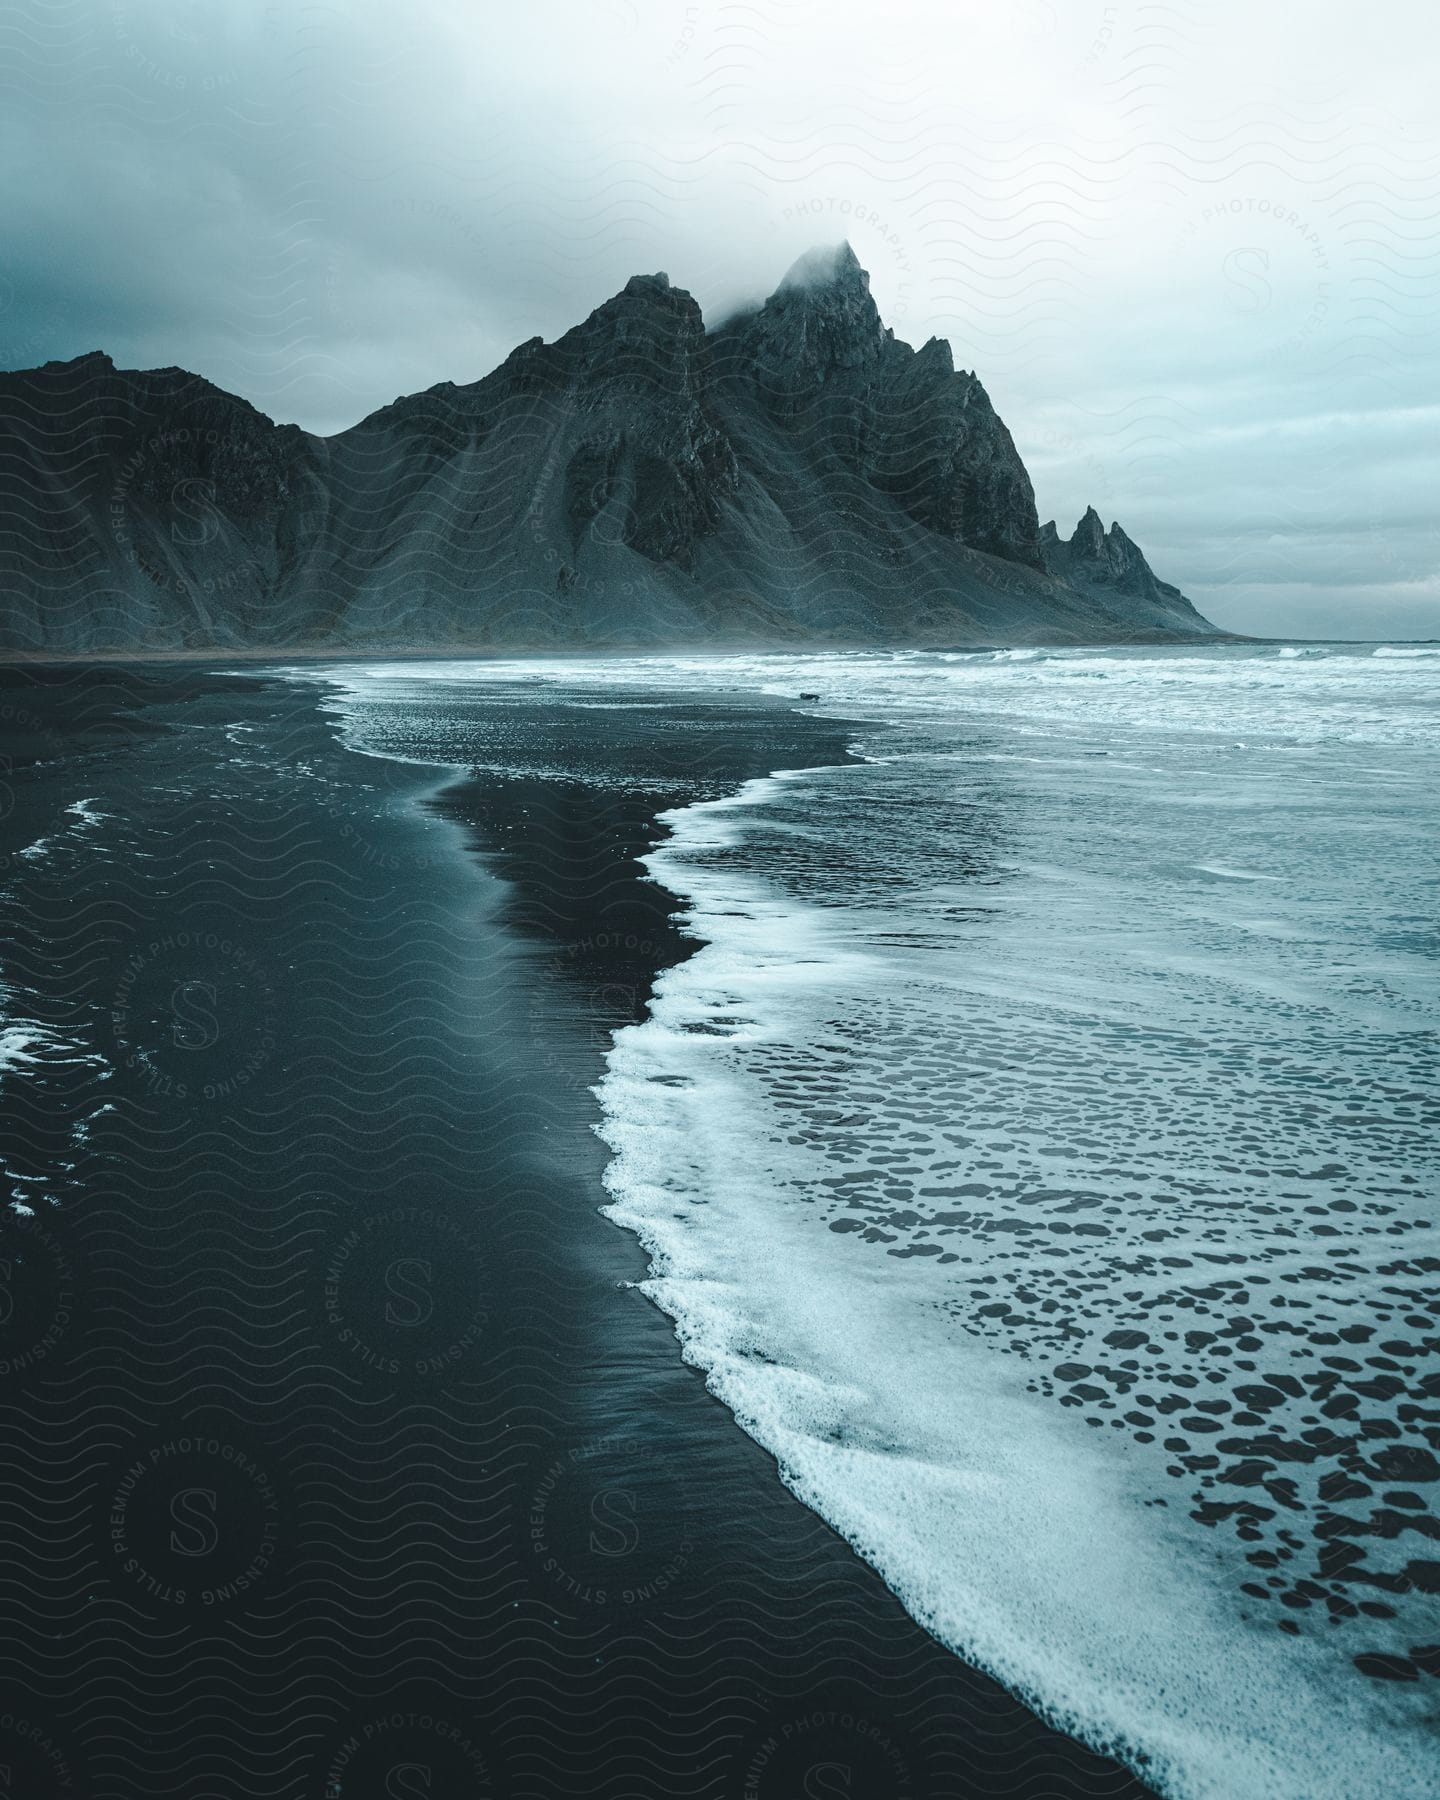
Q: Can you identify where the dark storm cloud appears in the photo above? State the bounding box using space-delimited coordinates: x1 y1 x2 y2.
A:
2 0 1436 636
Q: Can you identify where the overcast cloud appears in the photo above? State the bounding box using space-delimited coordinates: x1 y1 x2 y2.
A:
2 0 1436 637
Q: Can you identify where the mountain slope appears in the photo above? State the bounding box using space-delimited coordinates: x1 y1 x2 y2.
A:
0 246 1218 652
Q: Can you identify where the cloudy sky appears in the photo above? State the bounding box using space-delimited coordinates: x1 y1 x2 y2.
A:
4 0 1437 637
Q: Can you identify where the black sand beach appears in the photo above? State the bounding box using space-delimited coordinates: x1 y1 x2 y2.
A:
0 663 1157 1799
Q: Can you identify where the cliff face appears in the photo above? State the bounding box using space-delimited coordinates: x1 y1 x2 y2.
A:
0 246 1217 652
551 275 738 569
712 245 1043 567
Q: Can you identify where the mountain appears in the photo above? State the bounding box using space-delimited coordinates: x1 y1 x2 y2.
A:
0 244 1217 652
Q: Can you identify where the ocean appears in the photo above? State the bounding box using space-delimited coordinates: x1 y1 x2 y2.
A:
318 642 1440 1800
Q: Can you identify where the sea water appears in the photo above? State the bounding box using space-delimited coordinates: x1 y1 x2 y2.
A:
320 643 1440 1800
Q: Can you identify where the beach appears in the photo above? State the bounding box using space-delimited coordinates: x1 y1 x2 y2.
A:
0 662 1158 1799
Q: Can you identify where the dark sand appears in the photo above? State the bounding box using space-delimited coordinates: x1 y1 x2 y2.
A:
0 664 1157 1799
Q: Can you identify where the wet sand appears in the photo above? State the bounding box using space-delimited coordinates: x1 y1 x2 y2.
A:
0 663 1157 1798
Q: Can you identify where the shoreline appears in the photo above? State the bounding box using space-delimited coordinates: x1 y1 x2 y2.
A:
0 628 1262 667
0 661 1161 1797
382 678 1167 1799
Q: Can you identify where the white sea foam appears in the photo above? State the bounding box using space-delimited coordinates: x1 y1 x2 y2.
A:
0 1014 105 1212
15 795 110 862
0 1025 50 1072
599 1020 1428 1797
1192 862 1284 882
0 1021 106 1080
595 754 1438 1794
311 641 1438 751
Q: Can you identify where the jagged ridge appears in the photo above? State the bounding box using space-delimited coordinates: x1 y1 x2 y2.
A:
0 244 1217 652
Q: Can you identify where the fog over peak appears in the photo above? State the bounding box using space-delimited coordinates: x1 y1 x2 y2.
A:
1 0 1436 638
776 242 867 293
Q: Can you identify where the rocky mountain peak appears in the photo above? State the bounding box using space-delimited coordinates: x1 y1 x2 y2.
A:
1073 504 1107 554
39 349 116 376
775 240 868 296
1039 507 1206 632
550 271 706 373
1064 508 1139 575
621 271 673 298
718 239 891 408
763 240 883 341
573 269 700 334
914 336 956 375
